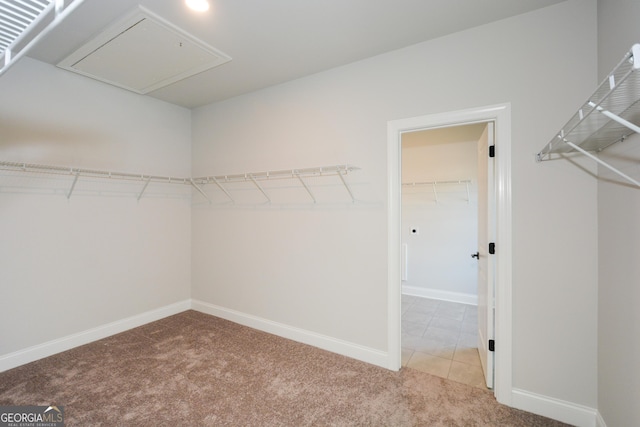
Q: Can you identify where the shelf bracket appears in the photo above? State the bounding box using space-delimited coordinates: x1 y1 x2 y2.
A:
588 102 640 134
336 169 355 202
190 179 211 203
249 174 271 203
211 177 235 203
295 171 316 203
563 139 640 188
137 177 152 201
432 182 439 204
67 171 80 199
465 181 471 204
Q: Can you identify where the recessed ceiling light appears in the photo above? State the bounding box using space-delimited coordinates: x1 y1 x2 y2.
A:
185 0 210 12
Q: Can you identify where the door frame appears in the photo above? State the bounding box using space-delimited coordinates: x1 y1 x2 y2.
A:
387 103 512 405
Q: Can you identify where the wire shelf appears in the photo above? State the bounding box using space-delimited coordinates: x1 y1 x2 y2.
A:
537 44 640 160
0 160 360 202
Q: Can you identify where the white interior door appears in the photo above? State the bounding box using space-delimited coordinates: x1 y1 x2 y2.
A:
477 122 495 389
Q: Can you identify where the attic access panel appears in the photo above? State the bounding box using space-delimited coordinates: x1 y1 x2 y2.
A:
57 6 231 94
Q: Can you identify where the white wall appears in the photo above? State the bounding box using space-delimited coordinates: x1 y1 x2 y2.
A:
596 1 640 425
401 134 479 302
0 58 192 360
192 0 599 412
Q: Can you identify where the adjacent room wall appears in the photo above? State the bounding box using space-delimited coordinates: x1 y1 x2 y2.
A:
596 1 640 425
0 58 192 364
401 130 479 303
191 0 599 413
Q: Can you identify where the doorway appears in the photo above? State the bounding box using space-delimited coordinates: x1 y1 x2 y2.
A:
400 123 485 388
386 104 512 405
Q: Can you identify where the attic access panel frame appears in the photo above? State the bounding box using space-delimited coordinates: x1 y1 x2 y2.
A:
57 6 231 94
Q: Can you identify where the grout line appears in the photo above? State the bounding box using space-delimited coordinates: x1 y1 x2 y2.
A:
402 297 483 387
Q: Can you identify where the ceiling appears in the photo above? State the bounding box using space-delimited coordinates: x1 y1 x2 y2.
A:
23 0 565 109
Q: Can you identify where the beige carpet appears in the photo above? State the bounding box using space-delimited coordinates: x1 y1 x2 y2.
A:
0 311 567 426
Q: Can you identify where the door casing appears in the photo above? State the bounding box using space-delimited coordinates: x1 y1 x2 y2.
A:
387 103 512 405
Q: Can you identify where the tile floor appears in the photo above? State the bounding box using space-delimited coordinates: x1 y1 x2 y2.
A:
401 295 487 389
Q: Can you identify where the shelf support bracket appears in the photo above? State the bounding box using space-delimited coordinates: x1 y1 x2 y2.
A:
336 170 355 202
212 177 235 203
465 181 471 204
67 171 80 199
137 177 152 201
295 171 316 203
249 174 271 203
190 179 211 203
563 139 640 188
432 182 439 204
588 102 640 134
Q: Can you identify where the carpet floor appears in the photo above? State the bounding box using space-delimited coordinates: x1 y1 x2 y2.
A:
0 311 568 426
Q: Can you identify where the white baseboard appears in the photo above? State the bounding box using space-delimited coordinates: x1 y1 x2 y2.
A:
191 299 389 369
511 388 597 427
0 300 191 373
596 411 608 427
402 285 477 306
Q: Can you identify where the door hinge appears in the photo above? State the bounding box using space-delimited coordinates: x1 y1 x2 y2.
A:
489 145 495 158
489 339 495 352
489 242 495 254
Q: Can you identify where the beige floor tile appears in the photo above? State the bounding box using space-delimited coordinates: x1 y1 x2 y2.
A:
457 331 478 348
464 306 478 319
438 301 466 310
402 310 433 324
429 316 463 333
407 352 452 378
403 296 484 384
461 319 478 333
406 303 438 315
401 348 414 366
404 335 456 359
412 299 440 310
423 326 460 344
453 347 481 366
448 361 487 389
402 320 428 337
434 305 466 321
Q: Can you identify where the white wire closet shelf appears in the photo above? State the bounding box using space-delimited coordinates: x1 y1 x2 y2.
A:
402 179 472 204
536 43 640 188
0 0 86 77
192 164 360 203
0 161 360 202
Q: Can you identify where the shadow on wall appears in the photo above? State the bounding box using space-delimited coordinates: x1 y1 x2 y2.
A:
0 116 113 162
